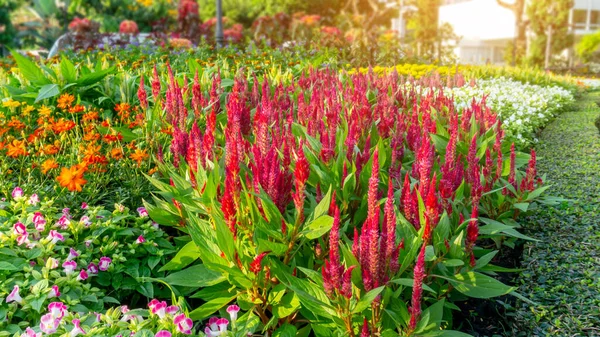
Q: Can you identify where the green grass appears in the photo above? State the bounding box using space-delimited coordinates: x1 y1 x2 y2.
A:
511 92 600 336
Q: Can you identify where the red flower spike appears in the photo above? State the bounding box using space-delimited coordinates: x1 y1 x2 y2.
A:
152 65 161 103
360 318 370 337
507 143 517 193
340 265 356 299
137 74 148 110
409 244 427 331
250 252 268 274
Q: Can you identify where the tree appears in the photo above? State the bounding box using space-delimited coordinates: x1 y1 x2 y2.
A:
576 30 600 63
526 0 573 68
496 0 527 65
412 0 440 60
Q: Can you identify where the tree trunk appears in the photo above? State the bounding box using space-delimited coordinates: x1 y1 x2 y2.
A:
545 24 553 69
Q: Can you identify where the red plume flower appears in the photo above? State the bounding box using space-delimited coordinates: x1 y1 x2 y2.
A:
137 74 148 110
250 252 268 274
409 244 427 331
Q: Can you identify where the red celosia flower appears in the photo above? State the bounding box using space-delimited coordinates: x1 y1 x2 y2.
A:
409 244 426 331
360 318 370 337
138 74 148 110
152 65 161 104
250 252 268 274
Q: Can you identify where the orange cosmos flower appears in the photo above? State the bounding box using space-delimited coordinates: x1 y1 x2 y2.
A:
51 119 76 134
68 104 85 114
115 103 131 121
111 147 124 160
41 143 60 155
38 105 52 117
41 159 59 174
6 139 27 157
82 111 99 123
7 117 26 130
56 164 87 192
129 148 148 166
57 94 75 110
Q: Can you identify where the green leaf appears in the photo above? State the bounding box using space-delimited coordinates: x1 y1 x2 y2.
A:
189 295 236 320
60 56 77 83
159 241 200 272
437 271 516 299
425 330 473 337
353 286 385 314
273 324 297 337
35 84 60 103
75 67 115 86
388 278 437 294
162 264 225 288
11 50 51 85
301 215 334 240
0 261 17 271
274 293 301 318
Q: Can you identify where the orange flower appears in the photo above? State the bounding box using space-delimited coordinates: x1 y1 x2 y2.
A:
56 164 87 191
7 117 26 130
41 159 59 174
6 139 27 157
68 104 85 114
111 147 124 160
129 148 148 165
115 103 131 121
51 119 76 134
41 142 60 155
103 133 123 143
38 106 52 117
148 166 158 175
82 111 99 123
57 94 75 110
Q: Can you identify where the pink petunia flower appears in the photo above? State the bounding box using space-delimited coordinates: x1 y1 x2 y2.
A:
20 327 42 337
28 194 39 205
48 302 67 319
62 261 77 275
13 222 27 236
33 212 46 231
137 207 148 217
98 257 111 271
166 305 179 315
47 257 59 269
76 269 88 281
79 216 91 227
227 304 240 323
39 313 60 334
155 331 171 337
87 262 98 274
174 313 193 334
69 319 86 336
135 235 145 244
17 234 30 246
12 187 23 199
48 285 60 298
47 230 64 244
6 285 23 304
81 202 88 209
67 248 79 261
151 300 167 318
57 215 70 229
217 318 229 333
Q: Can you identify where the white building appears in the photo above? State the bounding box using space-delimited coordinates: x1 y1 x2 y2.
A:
438 0 600 64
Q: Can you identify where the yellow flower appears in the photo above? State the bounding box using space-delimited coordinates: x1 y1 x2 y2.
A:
38 106 52 117
22 105 35 116
2 99 21 108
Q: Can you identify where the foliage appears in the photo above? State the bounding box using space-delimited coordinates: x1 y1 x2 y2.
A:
526 0 574 67
0 191 176 335
513 93 600 336
576 30 600 63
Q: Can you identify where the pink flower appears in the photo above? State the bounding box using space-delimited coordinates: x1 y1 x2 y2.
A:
79 216 91 227
137 207 148 217
76 269 88 281
12 187 23 199
135 235 145 244
119 20 139 34
62 208 71 217
69 319 86 337
33 212 46 231
48 285 60 298
67 248 79 261
28 194 39 205
98 257 111 271
155 331 171 337
166 305 179 315
13 222 27 236
148 298 160 309
217 318 229 333
85 239 92 247
20 327 41 337
6 285 23 304
57 215 70 229
226 304 240 323
48 302 67 319
174 313 193 334
151 300 167 318
81 202 88 209
87 262 98 274
47 230 64 244
62 261 77 275
39 313 60 334
16 234 30 246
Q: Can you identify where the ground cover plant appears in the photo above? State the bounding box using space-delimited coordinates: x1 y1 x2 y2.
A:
511 92 600 336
